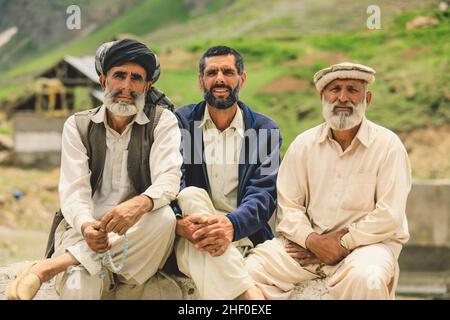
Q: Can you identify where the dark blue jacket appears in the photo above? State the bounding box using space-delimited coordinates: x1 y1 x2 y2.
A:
174 100 282 246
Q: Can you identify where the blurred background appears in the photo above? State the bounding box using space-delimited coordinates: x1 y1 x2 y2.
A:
0 0 448 299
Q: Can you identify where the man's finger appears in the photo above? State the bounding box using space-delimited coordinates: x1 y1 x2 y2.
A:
192 225 214 240
105 219 120 233
206 228 226 239
112 222 126 234
284 246 309 253
288 251 314 260
195 236 218 250
207 216 220 225
187 215 208 225
118 225 128 236
298 258 322 266
99 212 114 231
211 247 227 257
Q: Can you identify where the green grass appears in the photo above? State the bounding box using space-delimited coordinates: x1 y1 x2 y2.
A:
4 0 190 78
0 4 448 168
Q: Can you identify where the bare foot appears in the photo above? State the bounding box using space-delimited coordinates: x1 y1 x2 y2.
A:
238 285 265 300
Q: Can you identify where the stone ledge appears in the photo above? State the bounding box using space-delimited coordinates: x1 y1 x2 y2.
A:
0 261 332 300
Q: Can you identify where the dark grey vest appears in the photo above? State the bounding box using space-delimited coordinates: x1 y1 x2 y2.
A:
44 105 164 258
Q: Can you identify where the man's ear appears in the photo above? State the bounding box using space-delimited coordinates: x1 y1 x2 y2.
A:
239 71 247 88
198 74 204 91
146 80 152 92
99 75 106 90
366 91 372 107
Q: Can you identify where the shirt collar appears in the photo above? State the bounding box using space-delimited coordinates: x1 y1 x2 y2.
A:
355 116 370 148
91 104 150 125
199 106 245 138
317 116 371 148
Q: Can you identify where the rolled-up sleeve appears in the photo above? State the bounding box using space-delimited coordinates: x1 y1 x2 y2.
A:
59 115 96 235
341 138 412 250
275 137 315 248
142 109 183 211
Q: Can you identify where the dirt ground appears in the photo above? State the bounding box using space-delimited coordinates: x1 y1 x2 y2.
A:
260 75 311 93
400 125 450 179
0 166 59 264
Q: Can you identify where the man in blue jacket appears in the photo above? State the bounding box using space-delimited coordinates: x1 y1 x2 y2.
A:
173 46 281 299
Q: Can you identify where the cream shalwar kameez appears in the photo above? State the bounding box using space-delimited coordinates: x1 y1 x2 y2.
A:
175 107 254 300
52 105 182 299
245 117 411 299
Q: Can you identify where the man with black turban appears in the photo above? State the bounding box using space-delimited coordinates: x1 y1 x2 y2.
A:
6 39 183 300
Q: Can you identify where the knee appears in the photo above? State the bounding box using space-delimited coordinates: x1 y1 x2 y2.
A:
157 205 176 231
178 186 208 202
58 269 102 299
245 254 264 278
346 264 390 292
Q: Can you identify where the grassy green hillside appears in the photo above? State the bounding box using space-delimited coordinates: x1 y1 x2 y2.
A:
156 8 449 154
0 0 449 178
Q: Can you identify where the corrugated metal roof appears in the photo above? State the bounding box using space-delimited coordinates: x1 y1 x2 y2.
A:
91 89 104 103
63 55 99 84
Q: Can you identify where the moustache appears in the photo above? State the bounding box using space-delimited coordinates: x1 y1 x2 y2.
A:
332 101 355 112
105 88 139 101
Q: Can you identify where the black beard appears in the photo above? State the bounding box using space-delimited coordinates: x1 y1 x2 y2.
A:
203 84 240 110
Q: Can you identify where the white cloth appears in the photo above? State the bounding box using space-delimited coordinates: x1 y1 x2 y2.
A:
55 205 177 297
175 187 254 300
275 116 411 259
246 237 398 299
246 116 411 299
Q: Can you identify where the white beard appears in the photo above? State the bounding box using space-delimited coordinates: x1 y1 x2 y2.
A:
322 96 367 131
103 83 146 117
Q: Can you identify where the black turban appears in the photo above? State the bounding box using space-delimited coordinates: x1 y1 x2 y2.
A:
95 39 160 83
95 39 173 110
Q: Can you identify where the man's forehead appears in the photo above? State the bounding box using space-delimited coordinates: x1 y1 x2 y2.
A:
204 54 236 69
326 78 366 88
108 62 147 77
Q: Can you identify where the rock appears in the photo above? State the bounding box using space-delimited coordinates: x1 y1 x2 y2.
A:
0 134 13 151
0 261 331 300
0 151 13 165
406 16 439 30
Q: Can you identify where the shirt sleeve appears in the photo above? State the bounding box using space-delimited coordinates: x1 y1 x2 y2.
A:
142 109 183 211
341 137 412 250
59 115 96 235
275 137 315 248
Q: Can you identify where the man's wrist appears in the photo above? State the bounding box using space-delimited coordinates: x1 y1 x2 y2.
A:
81 221 92 237
305 232 319 250
139 195 154 213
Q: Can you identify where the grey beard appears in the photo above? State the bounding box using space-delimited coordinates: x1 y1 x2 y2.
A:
103 84 146 117
322 96 366 131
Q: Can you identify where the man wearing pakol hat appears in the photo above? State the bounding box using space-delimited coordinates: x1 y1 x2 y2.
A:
245 62 411 299
7 39 183 300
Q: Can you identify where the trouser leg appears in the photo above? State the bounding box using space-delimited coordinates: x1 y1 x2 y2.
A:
175 186 254 300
